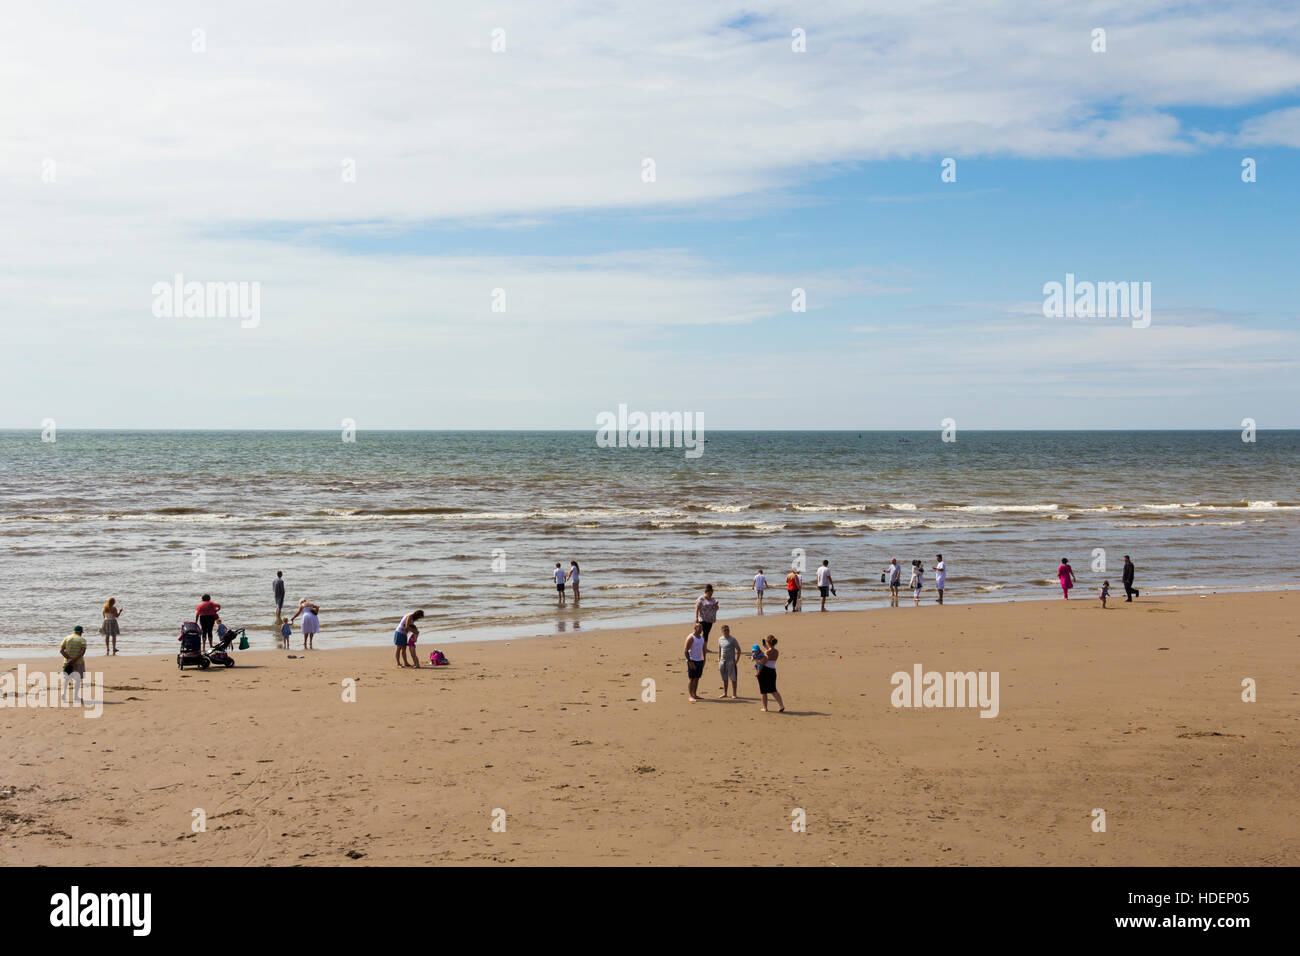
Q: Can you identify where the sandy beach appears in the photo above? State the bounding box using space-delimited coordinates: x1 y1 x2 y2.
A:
2 592 1296 867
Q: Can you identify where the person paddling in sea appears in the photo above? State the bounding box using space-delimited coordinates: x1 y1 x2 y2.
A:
554 563 567 607
566 561 581 603
393 610 424 668
100 597 122 655
1057 558 1076 599
290 599 321 650
273 571 286 621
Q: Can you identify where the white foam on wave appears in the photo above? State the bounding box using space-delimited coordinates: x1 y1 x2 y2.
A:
947 504 1059 514
790 503 868 513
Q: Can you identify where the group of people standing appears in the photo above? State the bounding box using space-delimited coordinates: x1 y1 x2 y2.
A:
1057 554 1138 605
751 560 837 613
687 584 785 712
882 555 947 607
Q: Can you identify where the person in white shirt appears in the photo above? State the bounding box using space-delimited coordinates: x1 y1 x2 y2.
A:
884 558 901 607
816 560 835 611
566 561 581 603
753 570 767 613
683 622 707 702
909 560 924 607
932 554 946 604
553 562 567 606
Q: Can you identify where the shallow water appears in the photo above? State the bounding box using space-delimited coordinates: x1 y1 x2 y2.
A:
2 429 1296 656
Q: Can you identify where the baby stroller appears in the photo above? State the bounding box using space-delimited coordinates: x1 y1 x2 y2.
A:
177 621 211 670
208 623 242 668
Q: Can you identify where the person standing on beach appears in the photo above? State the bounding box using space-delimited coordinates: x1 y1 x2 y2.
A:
554 563 567 606
684 622 707 702
695 584 719 640
754 569 767 613
60 625 87 705
785 570 799 611
567 561 581 603
393 610 424 668
290 600 320 650
1122 555 1138 602
716 624 741 699
816 560 835 611
1057 558 1076 599
932 555 946 605
757 636 784 713
99 598 122 655
273 571 286 620
909 560 923 607
195 593 221 650
885 558 901 607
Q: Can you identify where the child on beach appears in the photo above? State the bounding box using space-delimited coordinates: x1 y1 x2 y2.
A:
394 610 424 668
751 643 765 676
1100 581 1110 608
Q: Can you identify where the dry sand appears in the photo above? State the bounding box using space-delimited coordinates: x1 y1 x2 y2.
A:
3 592 1297 866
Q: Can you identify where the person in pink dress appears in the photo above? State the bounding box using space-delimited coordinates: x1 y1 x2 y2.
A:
1057 558 1076 599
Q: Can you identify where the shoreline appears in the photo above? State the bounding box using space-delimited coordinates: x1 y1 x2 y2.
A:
3 590 1297 865
3 582 1296 662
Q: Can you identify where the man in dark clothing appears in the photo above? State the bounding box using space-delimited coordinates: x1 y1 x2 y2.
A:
273 571 286 618
1121 556 1138 602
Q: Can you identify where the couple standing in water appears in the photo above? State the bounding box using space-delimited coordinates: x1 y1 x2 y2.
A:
554 561 580 606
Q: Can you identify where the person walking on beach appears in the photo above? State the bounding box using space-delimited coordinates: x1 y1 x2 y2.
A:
785 569 800 611
393 610 424 668
716 624 741 699
273 571 286 620
757 635 784 713
909 560 924 607
684 621 707 702
1099 581 1110 609
99 598 122 655
60 625 87 705
1121 555 1139 602
195 593 221 650
932 555 947 604
695 584 719 640
290 600 320 650
554 563 567 607
884 558 901 606
816 560 835 611
754 569 767 613
1057 558 1076 599
567 561 581 603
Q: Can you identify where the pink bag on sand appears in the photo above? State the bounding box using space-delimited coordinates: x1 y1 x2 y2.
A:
428 649 450 666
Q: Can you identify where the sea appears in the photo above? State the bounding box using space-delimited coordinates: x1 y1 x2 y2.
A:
1 430 1297 656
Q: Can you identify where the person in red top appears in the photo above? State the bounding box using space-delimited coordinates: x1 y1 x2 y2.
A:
195 593 221 649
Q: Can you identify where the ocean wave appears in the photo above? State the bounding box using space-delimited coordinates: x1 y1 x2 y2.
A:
647 519 785 533
790 503 868 513
945 504 1059 514
1116 520 1247 528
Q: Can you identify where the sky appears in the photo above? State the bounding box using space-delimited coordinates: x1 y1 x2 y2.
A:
2 0 1298 429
